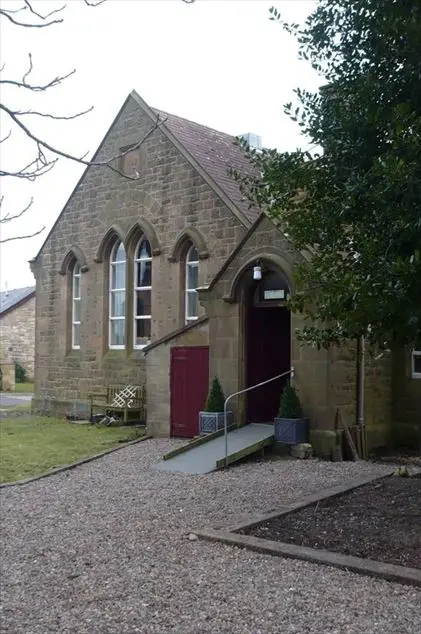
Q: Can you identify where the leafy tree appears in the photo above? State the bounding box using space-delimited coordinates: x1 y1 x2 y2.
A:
236 0 421 350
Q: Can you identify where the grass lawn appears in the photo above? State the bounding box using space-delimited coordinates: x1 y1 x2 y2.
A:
0 416 145 484
12 382 34 393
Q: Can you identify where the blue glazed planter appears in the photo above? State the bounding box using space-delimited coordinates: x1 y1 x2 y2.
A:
274 417 309 445
199 411 233 435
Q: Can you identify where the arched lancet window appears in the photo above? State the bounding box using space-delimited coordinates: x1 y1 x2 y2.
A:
134 237 152 347
71 262 81 349
185 245 199 323
109 240 126 348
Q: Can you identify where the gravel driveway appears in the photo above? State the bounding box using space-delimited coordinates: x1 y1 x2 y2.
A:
0 392 33 407
1 440 420 634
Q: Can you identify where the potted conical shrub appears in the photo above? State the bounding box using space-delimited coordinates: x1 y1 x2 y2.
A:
199 376 233 434
274 384 308 444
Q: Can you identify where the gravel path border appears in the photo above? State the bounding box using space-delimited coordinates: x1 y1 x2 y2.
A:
0 434 151 489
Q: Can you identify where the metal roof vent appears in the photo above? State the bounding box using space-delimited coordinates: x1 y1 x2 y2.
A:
240 133 262 151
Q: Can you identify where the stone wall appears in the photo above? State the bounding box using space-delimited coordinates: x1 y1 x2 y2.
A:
392 348 421 447
145 319 209 436
0 363 15 391
0 296 35 380
328 343 393 448
32 95 247 415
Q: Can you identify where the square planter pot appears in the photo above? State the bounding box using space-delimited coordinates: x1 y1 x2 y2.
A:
274 417 309 445
199 411 233 435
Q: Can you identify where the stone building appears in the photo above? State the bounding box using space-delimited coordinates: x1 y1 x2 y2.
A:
30 91 420 451
0 286 36 381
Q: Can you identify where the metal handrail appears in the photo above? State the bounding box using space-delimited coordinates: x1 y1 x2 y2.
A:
223 367 295 468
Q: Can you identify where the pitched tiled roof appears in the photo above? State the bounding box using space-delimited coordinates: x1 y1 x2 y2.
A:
0 286 35 315
154 109 260 225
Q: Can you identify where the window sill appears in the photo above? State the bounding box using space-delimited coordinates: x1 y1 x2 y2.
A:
66 348 81 356
130 347 148 359
104 348 127 360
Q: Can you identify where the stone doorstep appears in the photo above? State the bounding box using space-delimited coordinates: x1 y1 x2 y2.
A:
193 469 421 588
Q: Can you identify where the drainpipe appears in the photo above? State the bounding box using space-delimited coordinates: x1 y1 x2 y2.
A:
356 336 365 426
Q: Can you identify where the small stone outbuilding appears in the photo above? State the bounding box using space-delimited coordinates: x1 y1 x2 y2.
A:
0 286 36 382
30 90 421 451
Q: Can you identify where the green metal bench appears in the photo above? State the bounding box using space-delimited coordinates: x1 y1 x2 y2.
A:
89 384 146 424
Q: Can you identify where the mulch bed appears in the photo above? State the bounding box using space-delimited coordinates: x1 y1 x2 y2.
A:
240 475 421 569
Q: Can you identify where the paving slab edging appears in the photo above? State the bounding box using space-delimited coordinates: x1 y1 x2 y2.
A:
226 471 394 532
194 527 421 587
194 469 421 587
0 435 152 489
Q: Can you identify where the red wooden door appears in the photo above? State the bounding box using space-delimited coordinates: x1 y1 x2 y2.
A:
170 346 209 438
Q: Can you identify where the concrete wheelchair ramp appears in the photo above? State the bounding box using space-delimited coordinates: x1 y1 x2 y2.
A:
154 424 274 474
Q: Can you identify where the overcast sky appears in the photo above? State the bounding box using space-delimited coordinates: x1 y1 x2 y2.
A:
0 0 319 291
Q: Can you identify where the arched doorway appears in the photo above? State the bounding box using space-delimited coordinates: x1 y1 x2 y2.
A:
245 266 291 423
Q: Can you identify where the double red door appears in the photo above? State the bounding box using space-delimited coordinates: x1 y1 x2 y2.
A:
170 346 209 438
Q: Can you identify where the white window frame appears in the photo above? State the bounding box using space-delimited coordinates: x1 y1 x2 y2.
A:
185 244 199 324
109 241 126 350
71 262 81 349
133 237 152 349
411 350 421 379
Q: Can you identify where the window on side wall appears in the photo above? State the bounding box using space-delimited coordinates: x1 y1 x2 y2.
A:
71 262 81 349
109 240 126 349
134 237 152 348
412 350 421 378
185 244 199 324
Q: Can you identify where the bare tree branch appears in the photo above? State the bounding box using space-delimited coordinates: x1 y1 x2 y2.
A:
0 196 34 223
0 101 165 179
0 130 11 144
0 157 56 180
0 197 44 243
0 73 76 91
22 51 34 84
0 53 76 91
23 0 66 21
15 106 94 120
0 226 45 243
0 5 27 13
0 7 64 28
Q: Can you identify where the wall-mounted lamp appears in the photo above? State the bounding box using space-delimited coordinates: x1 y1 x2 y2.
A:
253 263 262 280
